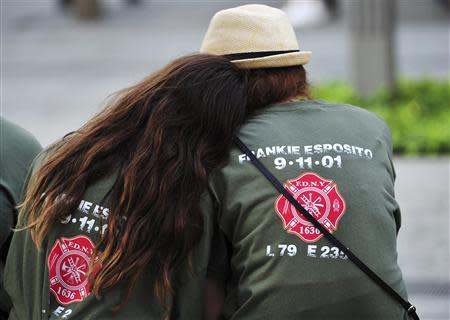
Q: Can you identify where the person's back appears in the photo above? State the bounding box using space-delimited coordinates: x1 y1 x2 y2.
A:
200 4 414 319
208 100 408 319
4 54 250 319
5 163 213 319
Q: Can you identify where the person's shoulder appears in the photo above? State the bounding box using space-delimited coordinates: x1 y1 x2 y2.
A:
313 99 376 116
314 100 390 131
0 117 42 153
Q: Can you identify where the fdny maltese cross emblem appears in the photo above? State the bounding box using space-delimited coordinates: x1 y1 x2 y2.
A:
48 235 95 304
275 172 346 243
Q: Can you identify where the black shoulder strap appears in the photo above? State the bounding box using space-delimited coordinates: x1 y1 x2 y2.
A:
234 136 419 320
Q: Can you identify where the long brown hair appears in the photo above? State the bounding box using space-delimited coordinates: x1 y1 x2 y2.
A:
20 56 309 305
244 65 310 113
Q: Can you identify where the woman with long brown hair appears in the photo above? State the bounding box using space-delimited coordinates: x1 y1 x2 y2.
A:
3 54 251 319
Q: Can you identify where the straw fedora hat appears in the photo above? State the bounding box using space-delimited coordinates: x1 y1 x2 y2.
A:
200 4 312 69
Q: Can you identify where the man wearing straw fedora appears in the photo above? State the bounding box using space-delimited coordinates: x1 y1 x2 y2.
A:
201 4 419 320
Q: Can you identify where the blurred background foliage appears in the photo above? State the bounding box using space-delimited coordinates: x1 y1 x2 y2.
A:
313 79 450 155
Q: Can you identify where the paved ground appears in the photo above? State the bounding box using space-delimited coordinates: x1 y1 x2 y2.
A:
1 1 449 318
395 158 449 319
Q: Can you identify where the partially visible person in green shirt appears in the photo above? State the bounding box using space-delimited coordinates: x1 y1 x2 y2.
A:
3 54 251 319
0 117 42 319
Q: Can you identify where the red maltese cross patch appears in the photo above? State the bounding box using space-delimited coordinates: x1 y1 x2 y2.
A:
48 235 95 304
275 172 346 243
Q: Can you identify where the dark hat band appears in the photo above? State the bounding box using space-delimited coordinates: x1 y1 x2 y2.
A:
222 50 300 60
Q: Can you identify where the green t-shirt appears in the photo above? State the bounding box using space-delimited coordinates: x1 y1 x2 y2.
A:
0 117 42 250
0 117 42 316
4 156 217 319
208 100 409 320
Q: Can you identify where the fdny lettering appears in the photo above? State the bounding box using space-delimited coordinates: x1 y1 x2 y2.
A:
238 142 373 164
66 240 94 255
292 180 328 188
